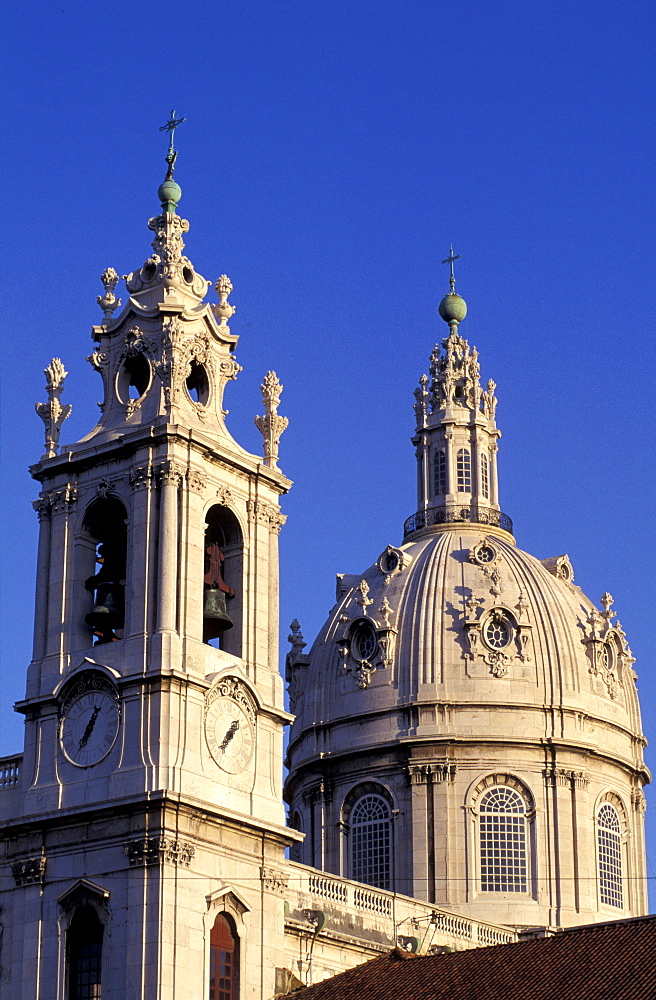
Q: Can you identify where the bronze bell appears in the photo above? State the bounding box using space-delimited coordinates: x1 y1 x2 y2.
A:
86 582 124 630
203 587 234 641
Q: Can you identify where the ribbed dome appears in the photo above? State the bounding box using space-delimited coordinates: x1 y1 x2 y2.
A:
289 524 642 763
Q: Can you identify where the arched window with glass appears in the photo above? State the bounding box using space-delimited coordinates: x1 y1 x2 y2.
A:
209 913 238 1000
433 449 447 496
480 452 489 499
67 906 103 999
597 802 623 907
479 785 528 893
350 793 392 889
456 448 472 493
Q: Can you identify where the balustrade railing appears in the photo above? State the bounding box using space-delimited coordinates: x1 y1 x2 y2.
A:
404 504 513 537
0 756 22 789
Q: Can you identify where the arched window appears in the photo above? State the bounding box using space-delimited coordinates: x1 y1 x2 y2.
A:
456 448 471 493
433 449 447 496
480 453 489 499
82 497 127 645
203 505 243 653
67 906 103 999
209 913 238 1000
598 803 623 907
350 793 391 889
479 786 528 892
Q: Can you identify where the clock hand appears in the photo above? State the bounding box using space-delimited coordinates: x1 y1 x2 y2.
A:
219 719 240 753
79 706 101 748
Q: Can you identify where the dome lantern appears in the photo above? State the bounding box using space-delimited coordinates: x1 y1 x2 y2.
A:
409 251 508 539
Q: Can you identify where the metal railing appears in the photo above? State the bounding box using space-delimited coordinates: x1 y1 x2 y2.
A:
404 504 513 537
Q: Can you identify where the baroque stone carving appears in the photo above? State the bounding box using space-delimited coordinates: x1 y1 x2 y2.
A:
463 597 532 675
97 267 121 321
205 676 256 723
407 763 456 784
47 485 79 514
583 596 632 700
155 461 185 489
246 499 286 532
129 465 153 491
35 358 72 459
12 857 47 886
212 274 236 326
260 866 289 894
254 371 289 470
124 837 195 867
336 592 398 689
543 768 589 789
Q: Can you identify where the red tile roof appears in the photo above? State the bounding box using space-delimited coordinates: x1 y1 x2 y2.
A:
283 915 656 1000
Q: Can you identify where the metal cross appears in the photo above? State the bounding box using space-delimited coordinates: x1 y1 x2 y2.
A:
159 110 186 161
441 246 461 294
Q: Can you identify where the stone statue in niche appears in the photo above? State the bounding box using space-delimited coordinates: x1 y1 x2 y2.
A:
85 543 126 644
203 541 236 643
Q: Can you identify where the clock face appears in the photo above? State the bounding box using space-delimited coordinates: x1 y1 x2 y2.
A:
60 689 120 767
205 696 255 773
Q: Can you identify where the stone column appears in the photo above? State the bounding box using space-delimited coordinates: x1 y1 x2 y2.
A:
128 465 156 640
31 499 52 663
408 766 431 902
44 486 78 662
489 442 499 506
156 463 182 633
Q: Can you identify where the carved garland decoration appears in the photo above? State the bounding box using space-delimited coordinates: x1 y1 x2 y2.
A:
336 581 398 689
204 676 256 723
463 596 532 678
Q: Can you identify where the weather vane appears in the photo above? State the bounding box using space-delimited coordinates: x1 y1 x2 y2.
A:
441 245 461 294
159 110 186 169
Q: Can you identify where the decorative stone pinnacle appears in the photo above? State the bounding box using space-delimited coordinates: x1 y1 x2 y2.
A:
254 371 289 470
35 358 72 459
288 619 307 653
212 275 236 326
97 267 122 322
600 592 615 620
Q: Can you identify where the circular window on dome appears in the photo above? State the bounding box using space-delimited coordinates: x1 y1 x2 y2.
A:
470 540 498 566
351 620 378 662
483 611 513 650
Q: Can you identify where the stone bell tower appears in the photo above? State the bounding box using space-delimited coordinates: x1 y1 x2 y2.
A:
1 121 297 1000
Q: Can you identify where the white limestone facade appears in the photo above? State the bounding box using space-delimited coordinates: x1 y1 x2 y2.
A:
0 148 649 1000
285 284 649 932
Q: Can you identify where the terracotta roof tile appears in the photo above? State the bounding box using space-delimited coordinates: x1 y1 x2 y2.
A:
283 915 656 1000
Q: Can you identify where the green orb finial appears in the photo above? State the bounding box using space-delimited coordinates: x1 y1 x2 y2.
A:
439 245 467 324
157 110 186 212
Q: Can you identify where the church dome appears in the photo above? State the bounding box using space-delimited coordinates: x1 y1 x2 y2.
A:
288 525 641 760
285 273 648 931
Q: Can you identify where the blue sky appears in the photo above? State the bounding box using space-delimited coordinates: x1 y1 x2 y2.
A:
1 1 655 903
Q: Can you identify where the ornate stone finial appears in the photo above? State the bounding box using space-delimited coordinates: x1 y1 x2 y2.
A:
600 593 615 620
413 373 430 429
287 619 307 662
355 580 373 615
35 358 72 459
254 371 289 470
212 275 236 326
157 110 186 212
97 267 122 322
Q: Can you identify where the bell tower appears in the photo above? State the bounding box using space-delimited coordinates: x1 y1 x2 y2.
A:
2 121 297 1000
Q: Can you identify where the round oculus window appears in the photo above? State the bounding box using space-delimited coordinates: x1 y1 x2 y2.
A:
352 621 378 662
484 614 512 649
477 544 496 563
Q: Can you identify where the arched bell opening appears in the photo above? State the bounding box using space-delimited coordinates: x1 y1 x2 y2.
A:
203 505 243 655
81 497 127 645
